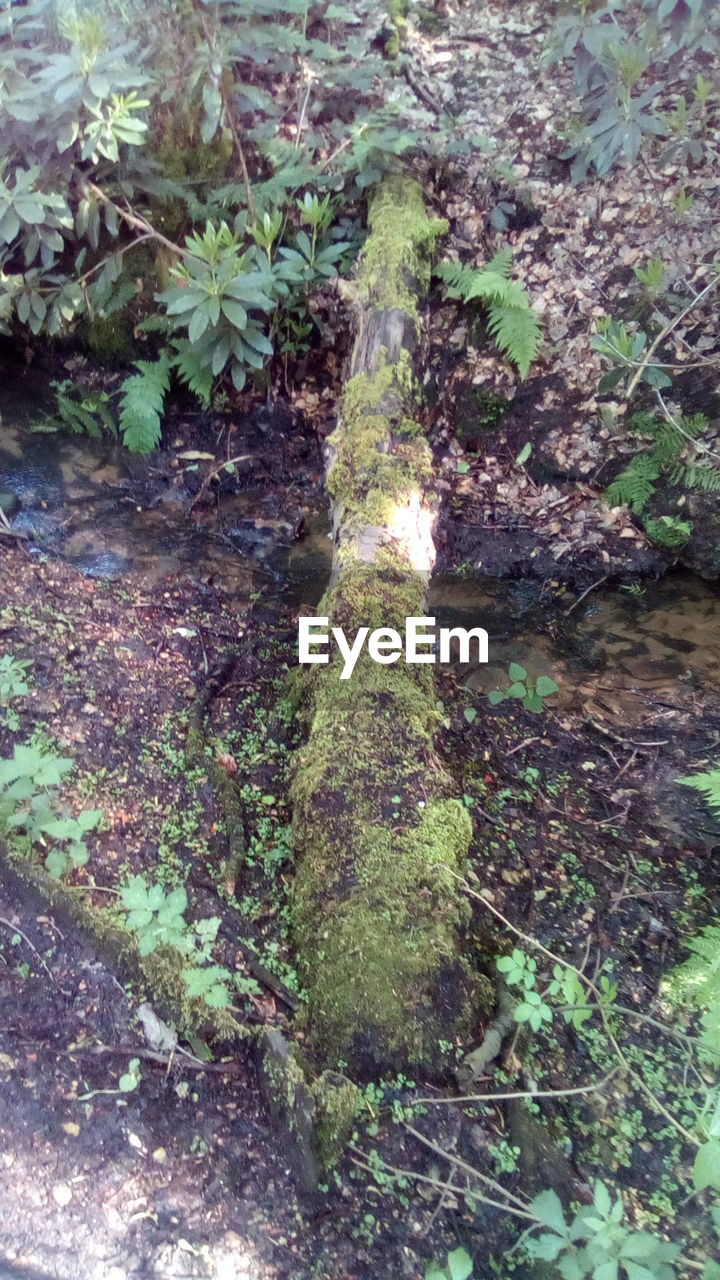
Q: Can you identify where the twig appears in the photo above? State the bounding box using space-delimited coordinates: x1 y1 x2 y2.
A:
403 62 444 115
0 506 27 540
625 272 720 403
585 717 668 749
0 916 55 981
403 1123 535 1217
75 233 155 289
564 575 608 616
421 1166 459 1239
416 1069 619 1107
67 1043 241 1072
448 872 701 1147
506 736 542 757
187 454 255 511
83 181 184 258
654 389 720 464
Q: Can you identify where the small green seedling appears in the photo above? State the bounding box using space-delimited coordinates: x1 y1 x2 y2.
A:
487 663 558 714
425 1247 473 1280
0 743 102 876
497 948 553 1031
0 654 32 730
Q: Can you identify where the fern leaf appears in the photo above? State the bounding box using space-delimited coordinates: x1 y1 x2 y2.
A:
678 768 720 814
171 341 213 409
605 454 660 514
670 462 720 493
119 357 171 453
435 260 477 298
485 247 513 278
463 271 516 306
486 301 541 379
671 923 720 1011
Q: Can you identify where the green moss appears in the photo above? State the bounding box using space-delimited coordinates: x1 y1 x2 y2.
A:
291 602 481 1069
289 176 481 1073
327 359 433 537
385 0 408 57
358 177 448 319
311 1071 362 1170
85 313 135 362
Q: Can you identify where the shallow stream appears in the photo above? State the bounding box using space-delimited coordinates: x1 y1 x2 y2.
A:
2 375 720 734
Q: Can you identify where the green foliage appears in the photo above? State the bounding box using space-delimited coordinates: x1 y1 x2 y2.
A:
0 654 32 731
605 411 720 516
425 1248 473 1280
487 663 559 714
643 515 692 548
592 319 672 396
546 0 720 181
436 250 542 378
671 922 720 1018
0 0 487 438
119 872 240 1008
158 220 275 392
678 768 720 816
667 764 720 1190
118 1057 142 1093
120 875 190 955
526 1181 680 1280
118 357 171 452
181 965 232 1009
497 948 553 1031
37 379 117 440
605 453 662 515
0 742 102 877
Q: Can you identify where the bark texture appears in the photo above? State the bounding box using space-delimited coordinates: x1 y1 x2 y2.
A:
291 176 485 1076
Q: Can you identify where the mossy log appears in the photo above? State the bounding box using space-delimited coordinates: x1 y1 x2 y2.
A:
290 176 483 1076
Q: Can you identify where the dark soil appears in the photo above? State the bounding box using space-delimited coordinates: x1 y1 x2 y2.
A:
1 533 719 1276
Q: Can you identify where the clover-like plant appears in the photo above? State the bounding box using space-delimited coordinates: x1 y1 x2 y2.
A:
488 664 559 714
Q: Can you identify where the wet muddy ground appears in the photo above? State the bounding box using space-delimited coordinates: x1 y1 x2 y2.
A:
1 471 719 1275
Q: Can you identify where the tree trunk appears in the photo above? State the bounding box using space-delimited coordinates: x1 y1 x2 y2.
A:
290 176 485 1076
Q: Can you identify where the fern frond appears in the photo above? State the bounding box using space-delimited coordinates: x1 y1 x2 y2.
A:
465 272 520 306
678 768 720 814
437 254 541 377
171 341 213 408
435 260 477 298
605 454 661 514
486 301 542 380
644 514 692 547
671 923 720 1012
118 356 171 453
669 462 720 493
485 247 513 278
651 422 684 467
680 412 709 439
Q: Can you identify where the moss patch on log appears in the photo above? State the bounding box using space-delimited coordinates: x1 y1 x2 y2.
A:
290 177 482 1077
327 357 432 537
357 177 447 319
291 568 482 1075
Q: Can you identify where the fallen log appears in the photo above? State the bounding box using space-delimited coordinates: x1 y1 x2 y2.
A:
290 175 487 1076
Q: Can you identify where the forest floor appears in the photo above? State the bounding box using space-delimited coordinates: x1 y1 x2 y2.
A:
0 526 718 1277
1 0 720 1277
